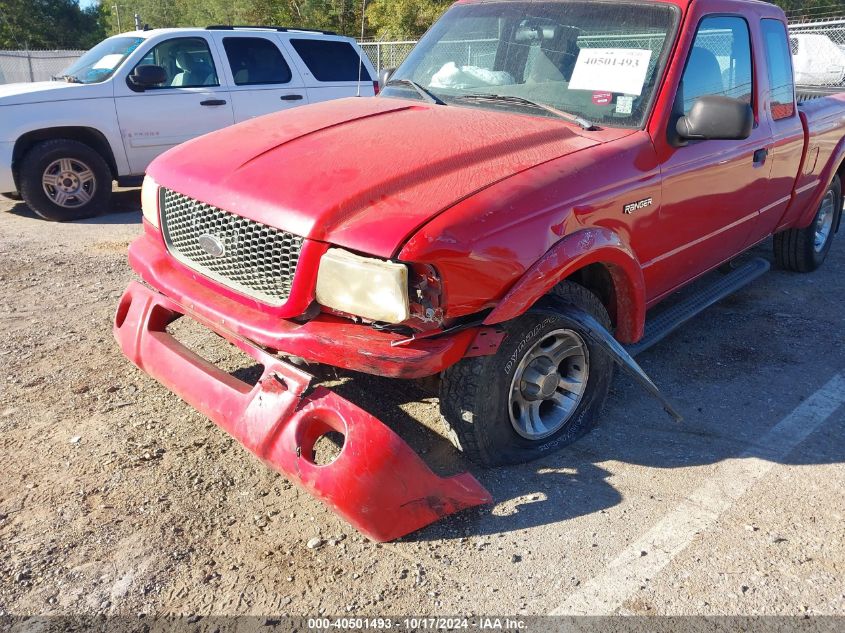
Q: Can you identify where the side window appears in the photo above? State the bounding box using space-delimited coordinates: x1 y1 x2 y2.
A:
680 16 752 114
223 37 292 86
762 20 795 120
134 37 219 88
289 39 372 82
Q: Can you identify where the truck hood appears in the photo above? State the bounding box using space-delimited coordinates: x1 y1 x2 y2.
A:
149 97 601 258
0 81 109 106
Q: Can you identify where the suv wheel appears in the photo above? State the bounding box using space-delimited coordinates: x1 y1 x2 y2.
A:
18 140 112 221
439 282 615 467
774 175 841 272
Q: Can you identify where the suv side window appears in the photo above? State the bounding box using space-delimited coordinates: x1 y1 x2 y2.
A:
289 39 372 82
136 37 219 88
680 16 752 114
223 37 292 86
762 20 796 120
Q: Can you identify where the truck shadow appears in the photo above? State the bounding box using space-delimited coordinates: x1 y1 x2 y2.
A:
4 189 141 224
302 348 844 542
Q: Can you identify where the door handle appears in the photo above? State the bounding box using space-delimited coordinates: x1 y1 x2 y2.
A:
280 94 304 101
753 148 769 164
200 99 227 106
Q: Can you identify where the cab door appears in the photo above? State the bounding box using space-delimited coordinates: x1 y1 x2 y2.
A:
752 18 805 239
211 33 309 122
114 35 234 175
644 15 774 300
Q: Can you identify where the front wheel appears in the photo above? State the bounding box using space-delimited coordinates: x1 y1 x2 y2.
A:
439 282 615 467
774 175 841 273
18 139 112 221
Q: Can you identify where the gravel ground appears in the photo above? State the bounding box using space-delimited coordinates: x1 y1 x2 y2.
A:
0 192 843 622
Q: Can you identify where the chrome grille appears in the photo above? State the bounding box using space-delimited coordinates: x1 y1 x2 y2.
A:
160 188 304 306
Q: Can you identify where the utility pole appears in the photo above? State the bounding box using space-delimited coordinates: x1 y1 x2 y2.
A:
134 13 142 31
361 0 368 39
113 4 122 32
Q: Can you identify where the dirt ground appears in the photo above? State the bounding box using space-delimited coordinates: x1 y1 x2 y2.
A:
0 192 844 623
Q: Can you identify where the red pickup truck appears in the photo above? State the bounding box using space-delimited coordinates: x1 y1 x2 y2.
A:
115 0 844 541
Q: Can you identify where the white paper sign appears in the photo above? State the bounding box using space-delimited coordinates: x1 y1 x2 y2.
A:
569 48 653 96
93 53 125 70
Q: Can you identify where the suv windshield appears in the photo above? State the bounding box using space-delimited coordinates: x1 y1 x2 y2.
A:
58 36 144 84
383 1 679 128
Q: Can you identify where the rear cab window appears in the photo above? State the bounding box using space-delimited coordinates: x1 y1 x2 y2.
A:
289 38 373 82
761 20 796 120
223 37 293 86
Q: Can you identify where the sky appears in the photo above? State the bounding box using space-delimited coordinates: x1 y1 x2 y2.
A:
79 0 98 8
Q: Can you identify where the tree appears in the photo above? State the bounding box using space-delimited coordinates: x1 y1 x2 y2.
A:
0 0 105 49
769 0 845 20
366 0 450 40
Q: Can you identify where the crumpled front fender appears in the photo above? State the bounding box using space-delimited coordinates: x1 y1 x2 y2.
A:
113 281 492 542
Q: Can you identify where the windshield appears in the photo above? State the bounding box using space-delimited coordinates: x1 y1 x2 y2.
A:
384 1 679 128
58 36 144 84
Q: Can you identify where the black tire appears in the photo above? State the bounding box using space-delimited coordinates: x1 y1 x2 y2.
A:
18 139 112 221
774 175 841 273
440 282 615 467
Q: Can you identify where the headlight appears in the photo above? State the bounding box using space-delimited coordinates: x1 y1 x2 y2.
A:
316 248 410 323
141 175 160 228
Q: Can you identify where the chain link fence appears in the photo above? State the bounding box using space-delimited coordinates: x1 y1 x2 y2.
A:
0 50 85 84
359 41 417 74
787 19 845 89
4 18 845 86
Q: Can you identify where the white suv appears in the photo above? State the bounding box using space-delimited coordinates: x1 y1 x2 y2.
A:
0 26 377 221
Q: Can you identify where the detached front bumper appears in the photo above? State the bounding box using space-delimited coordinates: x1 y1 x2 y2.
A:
128 232 479 379
114 281 492 541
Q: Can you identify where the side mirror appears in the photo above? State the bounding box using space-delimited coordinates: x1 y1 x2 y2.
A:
378 67 395 92
676 95 753 142
127 65 167 92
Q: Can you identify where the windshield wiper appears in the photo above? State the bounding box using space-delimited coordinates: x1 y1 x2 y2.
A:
385 79 447 106
457 93 596 130
52 74 81 84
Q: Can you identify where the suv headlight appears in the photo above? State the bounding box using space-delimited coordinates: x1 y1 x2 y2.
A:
141 175 160 228
316 248 410 324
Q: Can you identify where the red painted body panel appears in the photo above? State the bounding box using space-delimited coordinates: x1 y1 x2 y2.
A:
115 0 845 539
147 97 600 260
128 232 480 379
114 281 492 542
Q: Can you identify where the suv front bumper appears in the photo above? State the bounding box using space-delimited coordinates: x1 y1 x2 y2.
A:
114 281 492 541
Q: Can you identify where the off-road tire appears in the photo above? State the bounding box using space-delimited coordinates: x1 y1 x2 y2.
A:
440 282 615 467
774 175 841 273
19 139 112 221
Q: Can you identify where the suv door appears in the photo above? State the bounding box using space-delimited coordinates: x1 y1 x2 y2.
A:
213 33 309 122
646 15 774 299
284 36 376 103
114 35 234 175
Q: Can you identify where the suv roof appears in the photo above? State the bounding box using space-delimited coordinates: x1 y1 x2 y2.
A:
118 27 351 41
206 25 337 36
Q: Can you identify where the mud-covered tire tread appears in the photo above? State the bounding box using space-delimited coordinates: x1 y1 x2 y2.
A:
440 282 612 467
774 176 840 273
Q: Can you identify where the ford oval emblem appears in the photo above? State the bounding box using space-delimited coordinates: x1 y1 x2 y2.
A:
198 234 226 258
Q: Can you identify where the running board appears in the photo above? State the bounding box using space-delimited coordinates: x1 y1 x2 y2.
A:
626 257 771 357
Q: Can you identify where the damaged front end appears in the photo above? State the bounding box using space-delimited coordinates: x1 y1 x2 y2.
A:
113 281 492 542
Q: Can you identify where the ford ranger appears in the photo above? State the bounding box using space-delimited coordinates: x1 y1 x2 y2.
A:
115 0 844 541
